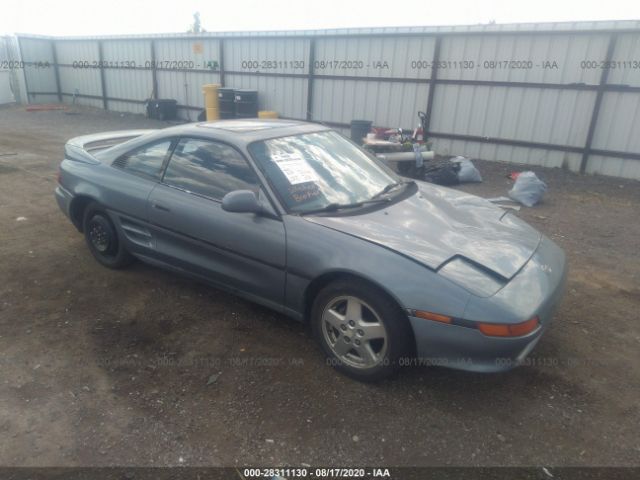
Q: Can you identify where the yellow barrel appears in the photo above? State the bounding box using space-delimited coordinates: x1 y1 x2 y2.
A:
258 110 278 119
206 107 220 121
202 84 220 120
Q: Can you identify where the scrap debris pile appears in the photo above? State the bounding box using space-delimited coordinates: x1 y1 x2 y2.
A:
354 117 546 207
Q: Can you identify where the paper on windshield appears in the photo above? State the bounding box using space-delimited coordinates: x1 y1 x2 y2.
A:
271 153 319 185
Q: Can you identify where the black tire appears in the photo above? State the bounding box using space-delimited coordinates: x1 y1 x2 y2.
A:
82 202 134 269
311 279 412 382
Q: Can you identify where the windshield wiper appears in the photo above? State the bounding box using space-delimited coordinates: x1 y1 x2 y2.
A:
371 180 414 200
301 197 392 215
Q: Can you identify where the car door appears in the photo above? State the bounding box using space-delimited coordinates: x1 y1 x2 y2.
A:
146 136 286 306
103 138 174 254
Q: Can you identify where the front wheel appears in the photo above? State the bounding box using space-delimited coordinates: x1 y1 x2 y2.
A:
83 202 134 269
311 279 412 382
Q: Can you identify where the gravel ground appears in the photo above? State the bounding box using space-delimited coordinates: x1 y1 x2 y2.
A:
0 104 638 467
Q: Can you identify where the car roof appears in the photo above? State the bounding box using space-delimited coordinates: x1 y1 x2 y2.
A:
162 119 332 145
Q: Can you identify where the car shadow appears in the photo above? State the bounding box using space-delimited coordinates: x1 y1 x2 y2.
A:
89 259 570 411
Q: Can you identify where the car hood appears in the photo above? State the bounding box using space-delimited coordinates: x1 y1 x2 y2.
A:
304 182 541 280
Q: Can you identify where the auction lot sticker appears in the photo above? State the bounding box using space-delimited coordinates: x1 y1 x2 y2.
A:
271 152 319 185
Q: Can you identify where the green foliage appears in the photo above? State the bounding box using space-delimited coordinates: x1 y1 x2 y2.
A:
187 12 206 33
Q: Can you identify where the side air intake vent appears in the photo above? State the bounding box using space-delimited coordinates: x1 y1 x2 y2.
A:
112 156 128 169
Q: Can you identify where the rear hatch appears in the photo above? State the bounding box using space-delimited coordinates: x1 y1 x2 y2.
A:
64 129 156 163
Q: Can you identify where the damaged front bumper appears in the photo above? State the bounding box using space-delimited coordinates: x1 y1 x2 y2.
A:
410 235 567 372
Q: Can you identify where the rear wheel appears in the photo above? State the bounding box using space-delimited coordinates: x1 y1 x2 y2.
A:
311 279 411 381
83 202 134 269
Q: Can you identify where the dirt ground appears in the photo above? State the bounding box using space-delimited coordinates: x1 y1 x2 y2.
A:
0 104 638 467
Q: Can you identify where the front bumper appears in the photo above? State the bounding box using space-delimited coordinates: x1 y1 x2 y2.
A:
411 235 567 372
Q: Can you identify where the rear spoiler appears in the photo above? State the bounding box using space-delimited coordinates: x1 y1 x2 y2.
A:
64 129 156 163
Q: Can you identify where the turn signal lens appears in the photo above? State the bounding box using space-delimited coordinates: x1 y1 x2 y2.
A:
478 317 539 337
415 310 452 324
509 317 540 336
478 323 511 336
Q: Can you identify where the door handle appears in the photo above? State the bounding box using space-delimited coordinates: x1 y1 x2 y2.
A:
151 203 171 212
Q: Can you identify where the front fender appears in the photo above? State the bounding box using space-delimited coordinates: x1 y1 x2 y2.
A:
283 216 472 320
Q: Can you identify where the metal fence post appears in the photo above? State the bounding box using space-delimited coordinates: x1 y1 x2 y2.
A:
15 36 31 104
50 39 62 103
306 37 316 121
422 35 441 138
97 40 108 110
219 38 225 87
580 34 618 174
150 40 158 100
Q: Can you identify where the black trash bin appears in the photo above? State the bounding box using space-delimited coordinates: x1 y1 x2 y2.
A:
234 90 258 118
146 99 177 121
350 119 372 143
218 88 236 119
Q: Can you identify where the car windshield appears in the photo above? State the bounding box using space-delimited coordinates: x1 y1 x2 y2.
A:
248 131 402 213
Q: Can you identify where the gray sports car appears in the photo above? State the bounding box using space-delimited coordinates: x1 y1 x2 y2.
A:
55 119 567 381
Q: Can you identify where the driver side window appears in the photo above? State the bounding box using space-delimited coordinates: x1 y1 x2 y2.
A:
163 138 259 200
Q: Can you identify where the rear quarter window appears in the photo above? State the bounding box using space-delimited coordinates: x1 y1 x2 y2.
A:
112 140 172 179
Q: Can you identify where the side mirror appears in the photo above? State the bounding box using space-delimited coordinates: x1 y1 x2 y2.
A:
221 190 262 214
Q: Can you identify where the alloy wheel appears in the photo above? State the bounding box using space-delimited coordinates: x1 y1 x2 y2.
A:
321 295 388 369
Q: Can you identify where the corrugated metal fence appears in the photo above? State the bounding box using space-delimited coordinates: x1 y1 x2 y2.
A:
10 21 640 179
0 36 21 104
